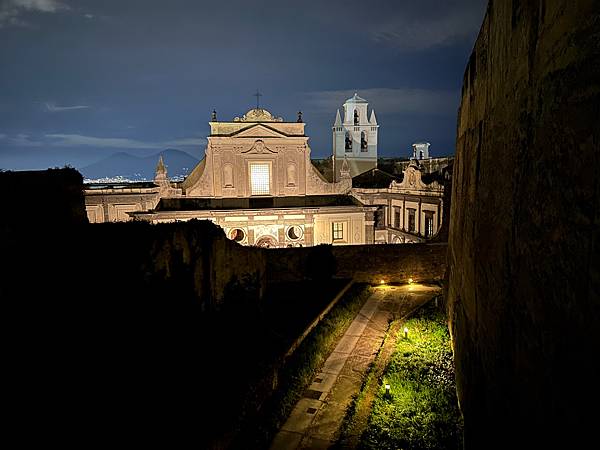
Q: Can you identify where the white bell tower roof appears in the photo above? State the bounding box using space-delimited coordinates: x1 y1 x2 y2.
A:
369 110 377 125
345 92 368 104
334 109 342 127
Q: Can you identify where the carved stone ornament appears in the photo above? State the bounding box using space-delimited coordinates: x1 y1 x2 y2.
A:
252 224 279 240
409 170 416 186
233 108 283 122
242 139 277 154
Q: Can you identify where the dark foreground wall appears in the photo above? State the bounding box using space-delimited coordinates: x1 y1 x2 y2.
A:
0 167 88 227
447 2 600 449
267 242 447 284
2 170 268 447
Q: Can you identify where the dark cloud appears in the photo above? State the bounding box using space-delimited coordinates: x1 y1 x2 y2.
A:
0 0 487 169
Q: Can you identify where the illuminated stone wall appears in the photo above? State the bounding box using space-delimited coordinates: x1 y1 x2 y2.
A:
181 108 352 198
266 242 447 284
447 1 600 448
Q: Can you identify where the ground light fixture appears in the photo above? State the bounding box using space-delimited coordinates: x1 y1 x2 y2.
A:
408 277 413 284
380 279 385 285
404 327 409 339
385 384 391 397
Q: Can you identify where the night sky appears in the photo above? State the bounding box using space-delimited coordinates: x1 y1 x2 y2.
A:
0 0 487 170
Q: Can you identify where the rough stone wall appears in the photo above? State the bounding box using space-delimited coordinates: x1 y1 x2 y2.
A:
447 2 600 449
0 169 266 310
267 243 447 284
149 223 267 309
80 220 267 310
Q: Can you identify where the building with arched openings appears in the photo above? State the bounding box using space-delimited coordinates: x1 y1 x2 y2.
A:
85 107 378 247
332 93 378 181
84 98 448 247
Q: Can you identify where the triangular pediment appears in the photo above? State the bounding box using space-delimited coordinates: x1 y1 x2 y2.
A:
232 124 290 138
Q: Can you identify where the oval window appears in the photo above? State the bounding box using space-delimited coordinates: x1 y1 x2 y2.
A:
287 225 303 240
229 228 245 242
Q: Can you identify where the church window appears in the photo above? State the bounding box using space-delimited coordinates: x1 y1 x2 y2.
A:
332 222 344 241
354 109 359 125
223 164 233 187
375 207 386 229
408 208 416 232
361 132 368 151
345 132 352 152
394 207 401 228
228 228 245 242
250 163 270 195
425 212 434 237
287 225 303 240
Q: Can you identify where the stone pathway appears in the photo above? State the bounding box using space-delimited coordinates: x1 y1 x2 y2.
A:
269 284 441 450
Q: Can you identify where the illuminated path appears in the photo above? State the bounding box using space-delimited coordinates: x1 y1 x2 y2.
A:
269 283 441 450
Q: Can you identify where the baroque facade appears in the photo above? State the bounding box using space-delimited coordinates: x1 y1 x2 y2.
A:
352 160 446 244
86 107 377 247
84 96 447 247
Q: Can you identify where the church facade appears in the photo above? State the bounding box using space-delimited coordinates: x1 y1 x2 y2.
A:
84 95 446 247
85 107 377 247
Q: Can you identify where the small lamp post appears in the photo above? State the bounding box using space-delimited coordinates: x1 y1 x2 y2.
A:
385 384 391 398
404 327 409 339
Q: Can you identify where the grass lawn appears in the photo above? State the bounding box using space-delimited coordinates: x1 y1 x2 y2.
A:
360 301 463 450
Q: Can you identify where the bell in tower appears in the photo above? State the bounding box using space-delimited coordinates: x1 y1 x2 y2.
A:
331 92 379 180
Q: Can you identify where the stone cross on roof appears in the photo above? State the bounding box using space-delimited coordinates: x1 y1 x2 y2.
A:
254 89 262 109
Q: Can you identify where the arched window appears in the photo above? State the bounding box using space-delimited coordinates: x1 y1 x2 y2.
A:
354 109 359 125
361 131 368 151
223 163 233 187
345 132 352 151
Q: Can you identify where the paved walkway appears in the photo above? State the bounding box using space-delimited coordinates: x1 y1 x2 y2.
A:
269 283 441 450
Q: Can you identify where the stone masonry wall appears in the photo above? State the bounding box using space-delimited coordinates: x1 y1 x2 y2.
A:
447 2 599 449
267 243 447 284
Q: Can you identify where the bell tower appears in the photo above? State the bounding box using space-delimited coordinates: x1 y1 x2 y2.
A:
332 92 378 181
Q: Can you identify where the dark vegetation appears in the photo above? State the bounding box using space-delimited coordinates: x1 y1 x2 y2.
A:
0 169 349 447
199 278 351 447
234 283 373 449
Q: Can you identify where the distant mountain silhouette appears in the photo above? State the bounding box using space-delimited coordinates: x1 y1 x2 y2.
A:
81 149 199 180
